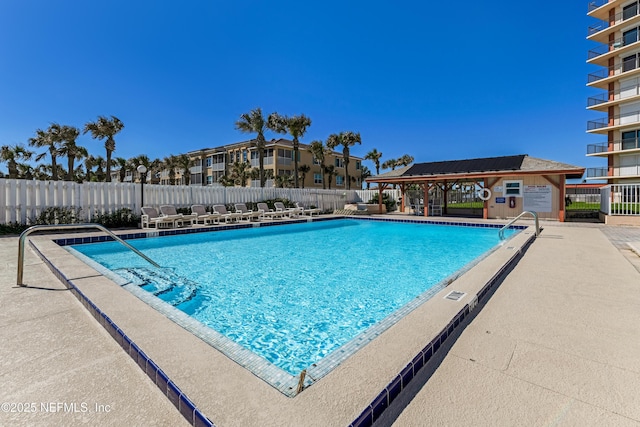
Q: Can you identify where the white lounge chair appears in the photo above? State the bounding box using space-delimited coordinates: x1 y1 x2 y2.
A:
256 202 284 220
213 204 243 223
191 205 221 225
234 203 261 222
274 201 302 218
160 205 197 226
295 202 322 216
141 207 178 229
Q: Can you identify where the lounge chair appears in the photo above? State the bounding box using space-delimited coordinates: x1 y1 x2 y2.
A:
274 201 302 218
295 202 322 216
191 205 221 225
256 202 284 220
160 205 197 226
234 203 261 222
213 204 243 223
141 207 178 229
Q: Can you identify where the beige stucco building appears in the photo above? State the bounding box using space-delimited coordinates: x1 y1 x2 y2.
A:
181 138 363 188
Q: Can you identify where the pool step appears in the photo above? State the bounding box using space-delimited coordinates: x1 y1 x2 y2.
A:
115 267 200 309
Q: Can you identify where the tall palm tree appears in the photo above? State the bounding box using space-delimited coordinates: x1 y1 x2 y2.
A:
324 165 336 189
298 164 310 188
113 157 129 182
326 131 361 190
275 173 293 188
268 113 312 188
230 161 251 187
1 144 33 179
17 163 34 180
235 108 269 187
29 123 63 181
176 154 193 185
163 155 178 185
364 148 383 176
93 156 106 182
309 140 327 189
57 125 85 181
83 115 124 182
382 158 400 171
397 154 414 167
361 166 372 189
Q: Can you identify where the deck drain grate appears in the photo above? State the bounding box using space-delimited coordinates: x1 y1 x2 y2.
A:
445 291 466 301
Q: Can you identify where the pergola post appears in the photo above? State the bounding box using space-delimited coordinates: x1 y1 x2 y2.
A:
423 182 430 217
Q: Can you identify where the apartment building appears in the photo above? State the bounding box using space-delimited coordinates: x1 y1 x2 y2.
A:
184 138 363 188
587 0 640 182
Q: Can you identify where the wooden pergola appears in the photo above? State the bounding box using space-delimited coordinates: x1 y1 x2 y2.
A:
366 155 585 222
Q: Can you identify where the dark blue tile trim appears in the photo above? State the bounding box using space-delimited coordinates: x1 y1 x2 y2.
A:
348 230 536 426
27 240 215 427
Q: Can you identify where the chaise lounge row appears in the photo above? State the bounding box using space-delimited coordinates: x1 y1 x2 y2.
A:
141 202 323 229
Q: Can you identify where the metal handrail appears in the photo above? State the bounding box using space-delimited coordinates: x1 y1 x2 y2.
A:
17 223 160 286
498 211 539 241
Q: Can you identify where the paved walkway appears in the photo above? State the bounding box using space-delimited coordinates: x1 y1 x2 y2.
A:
382 224 640 427
1 222 640 426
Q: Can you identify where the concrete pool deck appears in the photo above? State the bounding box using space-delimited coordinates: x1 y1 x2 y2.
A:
1 219 639 426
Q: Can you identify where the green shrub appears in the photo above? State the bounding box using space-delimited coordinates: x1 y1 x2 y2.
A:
92 208 140 228
368 193 396 212
31 206 83 225
0 222 30 235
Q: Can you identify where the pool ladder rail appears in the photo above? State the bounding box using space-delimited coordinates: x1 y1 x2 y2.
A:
17 223 161 286
498 210 540 240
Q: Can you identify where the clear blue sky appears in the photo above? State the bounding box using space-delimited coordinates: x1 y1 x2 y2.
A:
0 1 601 178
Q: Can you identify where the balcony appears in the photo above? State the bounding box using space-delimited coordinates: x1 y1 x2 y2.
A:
250 157 274 167
588 0 609 13
587 109 640 132
586 166 640 179
587 138 640 155
588 7 640 40
587 85 640 108
587 36 640 63
586 167 608 178
586 60 640 86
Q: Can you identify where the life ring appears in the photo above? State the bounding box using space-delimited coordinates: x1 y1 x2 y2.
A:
477 188 492 201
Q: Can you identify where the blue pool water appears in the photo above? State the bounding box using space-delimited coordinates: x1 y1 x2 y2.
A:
70 219 515 377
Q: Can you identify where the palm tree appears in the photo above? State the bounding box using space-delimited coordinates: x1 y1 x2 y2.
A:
163 155 178 185
364 148 383 176
113 157 129 182
34 164 51 181
324 164 336 189
1 144 34 179
17 163 34 180
309 140 327 189
176 154 193 185
83 115 124 182
326 131 361 190
397 154 414 167
230 161 251 186
235 108 269 187
275 173 293 188
57 125 85 181
382 158 400 171
29 123 63 181
268 113 312 188
361 166 372 189
298 164 310 188
93 156 106 182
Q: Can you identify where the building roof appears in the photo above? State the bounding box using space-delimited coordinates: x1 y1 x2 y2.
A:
368 154 585 182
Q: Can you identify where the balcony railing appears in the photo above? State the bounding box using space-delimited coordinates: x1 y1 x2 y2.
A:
588 7 640 36
587 109 640 130
586 57 640 84
586 167 608 178
588 35 638 60
587 84 640 106
587 138 640 154
587 166 640 178
250 157 274 167
588 0 609 13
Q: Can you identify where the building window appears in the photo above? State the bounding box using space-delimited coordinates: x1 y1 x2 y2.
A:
624 27 639 46
206 156 212 167
314 173 322 184
206 176 213 185
313 157 321 165
622 130 640 150
623 54 638 72
503 180 523 197
355 160 361 170
335 158 344 168
624 2 638 21
336 175 344 186
243 151 247 162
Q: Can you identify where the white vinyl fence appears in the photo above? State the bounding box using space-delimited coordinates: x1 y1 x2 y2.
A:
600 184 640 215
0 178 401 224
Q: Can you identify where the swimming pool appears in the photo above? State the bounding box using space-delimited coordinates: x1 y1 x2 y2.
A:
67 218 518 395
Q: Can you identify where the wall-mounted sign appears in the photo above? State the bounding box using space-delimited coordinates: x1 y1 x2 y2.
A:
523 185 552 212
495 197 506 204
494 186 503 193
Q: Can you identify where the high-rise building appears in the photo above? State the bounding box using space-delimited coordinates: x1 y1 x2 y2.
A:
587 0 640 183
